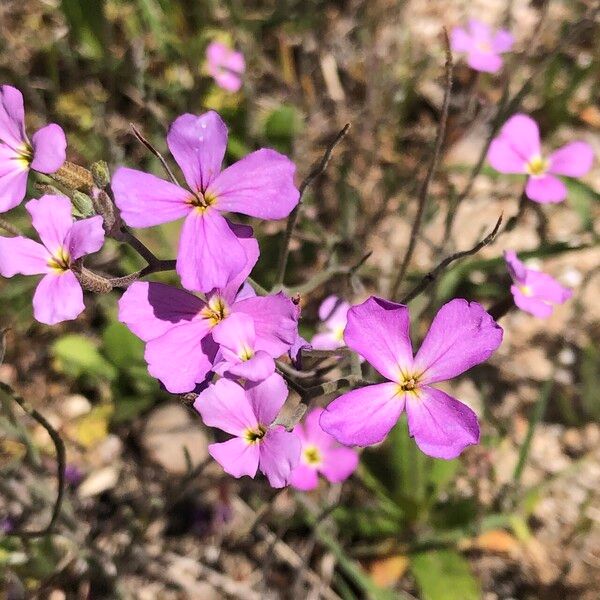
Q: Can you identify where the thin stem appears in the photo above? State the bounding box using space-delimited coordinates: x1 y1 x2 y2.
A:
130 123 181 186
0 216 22 236
121 228 160 265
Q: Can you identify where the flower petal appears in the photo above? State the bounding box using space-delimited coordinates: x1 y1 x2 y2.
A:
0 85 26 148
259 427 301 488
488 137 528 174
406 386 479 459
289 463 320 491
206 42 245 93
301 407 334 450
30 124 67 174
32 272 84 325
548 141 594 177
492 30 514 53
414 299 503 384
209 438 260 479
26 195 73 254
245 373 289 426
467 51 503 73
510 286 554 318
311 332 343 351
450 27 473 53
320 447 359 483
219 222 259 303
319 382 405 447
212 312 256 353
493 114 541 167
207 149 299 219
0 236 49 276
66 215 105 260
344 296 413 381
524 270 572 304
525 174 567 203
0 160 28 213
503 250 527 283
112 167 191 227
167 111 228 192
222 351 275 382
176 209 247 293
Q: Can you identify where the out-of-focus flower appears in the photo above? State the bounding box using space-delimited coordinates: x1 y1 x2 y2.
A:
0 195 104 324
194 375 301 488
504 250 572 318
320 297 503 459
311 295 351 350
290 407 358 491
450 19 514 73
488 114 594 203
206 41 245 92
0 85 67 213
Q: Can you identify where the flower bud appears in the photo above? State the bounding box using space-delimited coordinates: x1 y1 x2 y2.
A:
71 191 96 217
91 160 110 189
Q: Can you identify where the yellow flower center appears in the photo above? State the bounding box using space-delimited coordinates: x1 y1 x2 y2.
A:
525 155 548 177
239 344 254 361
396 371 422 397
475 40 492 53
243 424 267 444
47 247 71 273
200 295 230 327
189 191 218 213
302 445 322 466
14 142 33 170
519 284 533 297
332 325 345 342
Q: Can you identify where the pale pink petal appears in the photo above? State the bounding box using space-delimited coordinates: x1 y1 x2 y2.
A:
488 137 529 174
548 141 594 177
259 427 301 488
525 270 572 304
511 286 554 318
206 42 245 93
406 386 479 459
0 85 26 148
319 295 342 321
176 209 247 292
450 27 473 53
503 250 527 283
66 215 104 260
245 373 288 425
302 407 334 450
290 463 319 491
212 312 256 353
0 161 28 212
0 236 49 276
32 272 84 325
112 167 191 227
219 222 259 303
209 438 260 479
344 297 413 381
495 114 541 164
320 447 359 483
414 299 503 385
467 51 503 73
222 351 275 382
167 111 228 192
30 124 67 173
207 149 299 219
319 382 405 447
525 174 567 203
491 30 514 53
26 195 73 254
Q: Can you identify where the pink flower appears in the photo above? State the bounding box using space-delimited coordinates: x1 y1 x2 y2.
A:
112 111 299 292
311 295 350 350
504 250 572 318
320 297 503 459
290 407 358 491
0 85 67 213
0 195 104 324
206 41 245 92
488 114 594 203
450 19 514 73
194 375 301 488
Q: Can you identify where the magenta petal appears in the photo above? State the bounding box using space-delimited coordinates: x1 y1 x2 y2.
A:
495 114 541 164
415 299 503 385
320 382 404 447
492 30 514 53
320 447 359 483
225 351 275 382
0 85 26 148
302 407 334 450
30 124 67 174
319 295 341 321
207 149 299 219
526 270 572 304
311 332 343 351
245 373 289 425
548 141 594 177
26 195 73 254
503 250 527 283
112 167 191 227
259 427 301 488
177 209 247 292
209 439 260 479
467 51 502 73
511 286 554 318
0 162 28 213
206 42 245 93
450 27 472 53
145 319 214 393
406 387 479 459
66 215 104 260
488 138 528 174
525 174 567 203
118 281 205 342
344 297 413 381
194 378 258 435
32 272 84 325
167 111 228 192
290 463 319 491
0 236 49 276
220 222 259 302
212 312 256 352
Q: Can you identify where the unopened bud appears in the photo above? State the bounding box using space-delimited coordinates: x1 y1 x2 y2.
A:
91 161 110 189
71 191 96 217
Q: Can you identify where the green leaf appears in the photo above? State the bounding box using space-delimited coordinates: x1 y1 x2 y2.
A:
101 321 145 367
52 335 116 381
411 550 480 600
112 395 154 423
263 105 302 153
566 179 600 231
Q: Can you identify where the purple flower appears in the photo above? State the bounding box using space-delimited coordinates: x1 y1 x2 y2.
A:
0 85 67 213
112 111 299 292
488 114 594 203
311 295 350 351
206 41 245 92
290 407 358 491
450 19 514 73
0 195 104 325
194 375 301 488
320 297 503 459
504 250 572 318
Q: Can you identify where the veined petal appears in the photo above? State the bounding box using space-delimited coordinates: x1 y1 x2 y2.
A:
548 141 594 177
0 236 49 276
259 427 301 488
0 85 26 149
0 161 28 213
224 351 275 382
219 221 259 303
209 439 260 479
320 447 359 483
245 373 289 426
30 124 67 174
212 312 256 354
32 272 84 325
525 174 567 203
66 215 104 260
26 195 73 254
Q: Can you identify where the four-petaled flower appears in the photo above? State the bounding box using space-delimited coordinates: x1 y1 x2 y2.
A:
320 297 503 459
450 19 514 73
206 41 245 92
0 85 67 213
504 250 572 318
112 110 299 292
488 114 594 203
194 375 301 488
311 295 351 351
0 195 104 324
290 407 358 491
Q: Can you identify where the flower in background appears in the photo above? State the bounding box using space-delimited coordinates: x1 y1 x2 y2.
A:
311 295 350 350
290 407 358 491
112 110 299 292
0 85 67 213
0 195 104 325
206 41 245 92
320 297 503 459
488 114 594 203
450 19 514 73
504 250 572 318
194 375 301 488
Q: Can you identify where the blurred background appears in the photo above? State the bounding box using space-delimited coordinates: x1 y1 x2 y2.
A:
1 0 599 598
